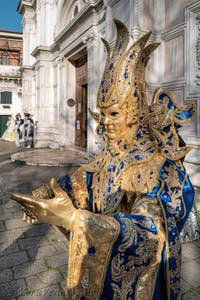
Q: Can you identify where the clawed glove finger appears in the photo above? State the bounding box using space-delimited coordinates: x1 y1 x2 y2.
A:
11 193 35 205
22 207 37 221
23 212 37 224
11 193 41 215
50 178 71 202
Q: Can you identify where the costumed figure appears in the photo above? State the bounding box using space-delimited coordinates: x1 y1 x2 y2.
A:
11 20 196 300
1 115 16 142
24 113 34 148
15 113 25 147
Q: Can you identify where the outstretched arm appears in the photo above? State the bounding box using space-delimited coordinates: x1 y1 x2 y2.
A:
11 178 77 230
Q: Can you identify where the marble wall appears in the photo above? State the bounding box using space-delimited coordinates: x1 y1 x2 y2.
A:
18 0 200 154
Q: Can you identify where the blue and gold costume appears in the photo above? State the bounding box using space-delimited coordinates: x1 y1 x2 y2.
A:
58 21 196 299
59 145 194 299
58 89 195 300
12 20 196 300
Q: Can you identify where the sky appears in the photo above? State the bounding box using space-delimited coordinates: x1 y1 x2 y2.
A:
0 0 22 32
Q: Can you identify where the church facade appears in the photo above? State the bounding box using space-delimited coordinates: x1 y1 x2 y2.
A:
17 1 200 163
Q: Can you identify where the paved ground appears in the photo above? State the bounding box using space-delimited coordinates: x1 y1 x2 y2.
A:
0 141 199 299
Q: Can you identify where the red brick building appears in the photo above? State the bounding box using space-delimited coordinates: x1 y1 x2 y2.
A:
0 30 22 136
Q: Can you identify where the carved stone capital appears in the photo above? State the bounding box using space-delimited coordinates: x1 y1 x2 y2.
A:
82 32 97 45
56 55 65 63
24 6 35 19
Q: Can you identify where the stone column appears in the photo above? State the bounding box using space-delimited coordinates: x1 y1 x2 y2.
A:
63 59 76 148
37 0 55 46
57 55 73 149
34 50 59 149
83 31 101 154
130 0 143 40
22 7 36 66
37 0 46 46
21 7 36 117
21 68 35 115
153 0 165 84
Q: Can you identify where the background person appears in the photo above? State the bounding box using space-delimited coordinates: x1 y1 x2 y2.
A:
1 115 16 142
24 113 34 148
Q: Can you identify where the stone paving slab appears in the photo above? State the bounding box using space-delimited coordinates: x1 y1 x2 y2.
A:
0 240 20 256
46 252 69 269
0 227 26 241
23 223 50 238
182 240 200 262
13 259 49 280
0 268 13 284
27 244 65 261
18 235 51 250
0 251 29 269
5 218 33 230
0 278 27 300
182 259 200 287
25 269 64 292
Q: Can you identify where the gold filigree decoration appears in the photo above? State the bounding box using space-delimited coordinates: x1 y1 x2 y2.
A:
85 147 165 214
67 210 120 300
111 197 165 300
149 88 196 160
169 236 181 298
161 163 187 221
31 185 52 199
70 167 89 209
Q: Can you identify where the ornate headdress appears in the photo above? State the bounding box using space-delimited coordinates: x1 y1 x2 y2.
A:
89 19 196 160
90 19 160 126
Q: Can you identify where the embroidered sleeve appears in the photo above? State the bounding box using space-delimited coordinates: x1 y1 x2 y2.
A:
67 210 120 300
105 196 166 300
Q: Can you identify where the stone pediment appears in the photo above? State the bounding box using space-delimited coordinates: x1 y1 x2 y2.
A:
55 0 103 40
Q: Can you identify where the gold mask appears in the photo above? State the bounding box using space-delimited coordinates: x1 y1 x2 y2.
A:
100 102 128 141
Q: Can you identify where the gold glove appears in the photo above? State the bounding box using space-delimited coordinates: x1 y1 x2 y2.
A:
20 185 53 224
11 178 77 230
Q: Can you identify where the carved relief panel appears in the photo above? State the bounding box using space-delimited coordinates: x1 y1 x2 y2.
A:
165 35 184 81
185 1 200 99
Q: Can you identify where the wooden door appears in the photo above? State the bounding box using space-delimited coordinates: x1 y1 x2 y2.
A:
75 55 87 147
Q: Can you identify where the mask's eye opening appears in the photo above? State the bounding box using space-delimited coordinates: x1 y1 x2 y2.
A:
110 112 119 116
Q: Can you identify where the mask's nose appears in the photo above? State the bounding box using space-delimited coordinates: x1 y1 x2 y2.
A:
103 115 112 127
